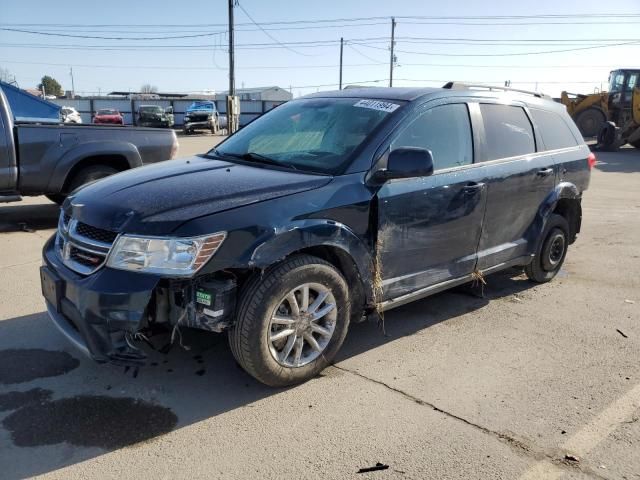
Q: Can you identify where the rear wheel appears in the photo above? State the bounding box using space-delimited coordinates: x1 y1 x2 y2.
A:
631 139 640 149
525 214 570 283
574 107 605 138
228 254 350 387
45 194 65 205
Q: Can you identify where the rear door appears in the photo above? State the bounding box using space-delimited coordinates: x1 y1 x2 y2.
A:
376 101 488 301
473 102 557 269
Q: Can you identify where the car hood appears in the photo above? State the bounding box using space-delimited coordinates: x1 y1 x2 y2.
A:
65 155 332 235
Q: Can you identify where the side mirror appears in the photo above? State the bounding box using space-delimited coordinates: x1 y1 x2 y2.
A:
374 147 434 182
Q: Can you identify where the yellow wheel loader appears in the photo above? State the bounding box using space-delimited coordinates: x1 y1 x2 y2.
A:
561 69 640 150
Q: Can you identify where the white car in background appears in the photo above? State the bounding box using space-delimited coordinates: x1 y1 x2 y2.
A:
61 106 82 124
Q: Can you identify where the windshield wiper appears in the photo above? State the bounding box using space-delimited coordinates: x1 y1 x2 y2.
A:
217 151 298 170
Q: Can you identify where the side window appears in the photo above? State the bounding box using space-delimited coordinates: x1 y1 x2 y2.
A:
479 104 535 160
391 103 473 170
626 73 638 93
530 109 578 151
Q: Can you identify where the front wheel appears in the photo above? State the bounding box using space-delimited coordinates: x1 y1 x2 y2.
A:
228 254 350 387
525 214 570 283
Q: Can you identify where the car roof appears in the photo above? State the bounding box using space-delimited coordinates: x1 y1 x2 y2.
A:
301 85 567 114
305 87 440 101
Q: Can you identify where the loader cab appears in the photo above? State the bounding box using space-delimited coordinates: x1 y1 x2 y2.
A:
607 69 640 125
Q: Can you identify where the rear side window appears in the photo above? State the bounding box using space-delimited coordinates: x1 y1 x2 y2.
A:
479 104 535 160
391 103 473 170
530 109 578 151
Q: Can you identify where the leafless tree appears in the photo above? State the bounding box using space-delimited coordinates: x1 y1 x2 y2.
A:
140 84 158 94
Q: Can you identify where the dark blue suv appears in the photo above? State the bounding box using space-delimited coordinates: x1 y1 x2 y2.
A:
41 84 593 386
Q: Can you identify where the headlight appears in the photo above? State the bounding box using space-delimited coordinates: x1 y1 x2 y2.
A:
106 232 226 276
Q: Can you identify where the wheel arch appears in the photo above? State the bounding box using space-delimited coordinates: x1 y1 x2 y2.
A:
247 220 375 315
533 182 582 248
47 142 142 193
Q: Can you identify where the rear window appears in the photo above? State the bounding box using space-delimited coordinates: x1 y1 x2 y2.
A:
480 104 535 161
530 109 578 151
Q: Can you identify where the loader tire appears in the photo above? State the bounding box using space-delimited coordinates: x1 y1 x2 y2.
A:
574 107 605 138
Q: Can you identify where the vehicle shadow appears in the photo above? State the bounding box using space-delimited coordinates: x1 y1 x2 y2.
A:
0 268 534 479
594 148 640 173
0 201 59 233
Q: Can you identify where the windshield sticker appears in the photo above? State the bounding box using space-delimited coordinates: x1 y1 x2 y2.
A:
353 99 400 113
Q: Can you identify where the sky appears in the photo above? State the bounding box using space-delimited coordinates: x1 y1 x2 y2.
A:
1 0 639 98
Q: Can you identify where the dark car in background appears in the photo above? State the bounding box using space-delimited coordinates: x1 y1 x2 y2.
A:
137 105 174 128
41 85 593 387
93 108 124 125
184 100 219 134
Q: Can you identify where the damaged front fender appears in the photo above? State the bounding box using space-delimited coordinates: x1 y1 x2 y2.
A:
250 219 375 304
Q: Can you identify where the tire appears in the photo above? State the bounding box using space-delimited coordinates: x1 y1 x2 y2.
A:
229 254 351 387
631 139 640 149
67 165 118 193
597 121 618 151
574 108 606 138
45 194 66 205
525 214 570 283
210 119 219 135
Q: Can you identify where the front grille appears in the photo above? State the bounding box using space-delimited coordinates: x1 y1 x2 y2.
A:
57 211 118 275
189 113 209 122
75 222 118 244
69 245 105 268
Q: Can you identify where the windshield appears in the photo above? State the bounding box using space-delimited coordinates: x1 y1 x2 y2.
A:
609 71 625 93
210 98 402 174
189 102 214 111
140 106 163 113
97 109 117 115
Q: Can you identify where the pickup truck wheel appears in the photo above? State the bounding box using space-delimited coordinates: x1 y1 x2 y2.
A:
68 165 118 193
525 214 570 283
210 121 219 135
229 254 350 387
45 194 66 205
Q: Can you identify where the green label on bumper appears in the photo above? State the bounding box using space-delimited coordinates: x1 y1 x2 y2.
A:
196 290 212 306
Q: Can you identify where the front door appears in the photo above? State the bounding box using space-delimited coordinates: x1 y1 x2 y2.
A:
376 102 487 301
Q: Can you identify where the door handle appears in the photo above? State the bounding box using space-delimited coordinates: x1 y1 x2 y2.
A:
462 182 484 194
536 167 554 177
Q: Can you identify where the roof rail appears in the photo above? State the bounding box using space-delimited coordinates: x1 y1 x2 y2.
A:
442 82 551 99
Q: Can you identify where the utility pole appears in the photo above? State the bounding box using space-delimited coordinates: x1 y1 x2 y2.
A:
389 17 396 87
227 0 238 133
69 67 75 98
339 37 344 90
228 0 235 97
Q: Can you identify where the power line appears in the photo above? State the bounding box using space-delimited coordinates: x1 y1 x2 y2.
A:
3 37 638 52
0 58 617 70
234 1 311 56
1 13 639 27
346 43 384 63
352 40 640 57
0 27 226 40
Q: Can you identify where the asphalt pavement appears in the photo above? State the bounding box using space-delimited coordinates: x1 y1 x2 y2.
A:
0 138 638 479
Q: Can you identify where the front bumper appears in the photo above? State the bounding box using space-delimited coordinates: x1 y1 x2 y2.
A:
41 235 160 365
184 119 213 130
139 120 170 128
